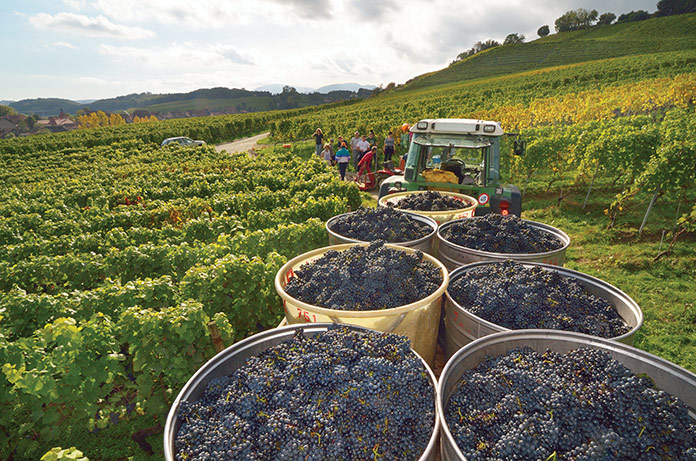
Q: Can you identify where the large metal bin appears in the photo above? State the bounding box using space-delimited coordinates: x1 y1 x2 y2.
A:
437 330 696 460
378 190 478 225
437 217 570 271
443 261 644 358
326 210 438 254
164 324 440 461
275 243 449 365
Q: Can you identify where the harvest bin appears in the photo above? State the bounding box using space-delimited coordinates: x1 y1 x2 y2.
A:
378 190 478 225
442 261 644 358
326 210 438 254
164 324 440 461
437 330 696 461
436 217 570 271
275 243 449 365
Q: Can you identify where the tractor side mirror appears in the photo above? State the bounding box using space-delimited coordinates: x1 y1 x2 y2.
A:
513 139 526 156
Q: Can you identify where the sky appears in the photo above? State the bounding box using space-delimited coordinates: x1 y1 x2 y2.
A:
1 0 660 101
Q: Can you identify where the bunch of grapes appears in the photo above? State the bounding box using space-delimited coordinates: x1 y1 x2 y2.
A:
329 207 432 243
446 346 696 459
284 241 442 311
448 260 629 337
441 214 564 253
175 325 435 460
387 191 465 211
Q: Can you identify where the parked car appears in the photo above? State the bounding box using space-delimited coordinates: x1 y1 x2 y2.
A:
161 136 206 147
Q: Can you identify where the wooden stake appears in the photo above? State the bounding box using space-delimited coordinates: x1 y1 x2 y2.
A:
207 322 225 353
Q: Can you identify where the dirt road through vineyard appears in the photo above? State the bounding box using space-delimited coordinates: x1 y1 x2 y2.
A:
215 132 270 154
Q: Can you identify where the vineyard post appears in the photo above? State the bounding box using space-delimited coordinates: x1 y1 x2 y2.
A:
207 322 225 353
672 201 682 231
659 230 666 253
582 163 600 210
639 189 659 235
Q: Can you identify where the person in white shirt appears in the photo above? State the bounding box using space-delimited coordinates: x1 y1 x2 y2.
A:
350 132 361 169
356 135 370 166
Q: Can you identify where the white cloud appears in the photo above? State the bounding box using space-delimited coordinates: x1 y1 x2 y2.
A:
53 41 77 49
62 0 88 9
99 42 256 68
29 12 156 39
89 0 265 28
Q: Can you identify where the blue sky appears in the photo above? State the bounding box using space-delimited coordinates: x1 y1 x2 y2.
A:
1 0 659 101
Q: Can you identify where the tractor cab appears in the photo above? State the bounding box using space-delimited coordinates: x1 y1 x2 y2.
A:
378 118 524 216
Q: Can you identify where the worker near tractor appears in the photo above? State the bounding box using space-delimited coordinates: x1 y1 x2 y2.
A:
366 130 377 157
384 131 395 163
350 132 361 169
334 142 351 180
356 135 371 166
357 146 377 180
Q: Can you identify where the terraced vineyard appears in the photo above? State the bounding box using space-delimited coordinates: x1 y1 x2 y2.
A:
406 13 696 89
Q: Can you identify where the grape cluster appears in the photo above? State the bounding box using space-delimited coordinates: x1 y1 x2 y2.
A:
284 241 443 311
329 207 432 243
388 190 465 211
175 325 435 460
445 346 696 460
448 260 630 337
441 214 565 254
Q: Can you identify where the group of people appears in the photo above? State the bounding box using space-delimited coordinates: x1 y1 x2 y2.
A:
313 128 402 181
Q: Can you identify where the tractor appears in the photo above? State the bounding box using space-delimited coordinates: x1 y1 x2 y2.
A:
378 118 525 216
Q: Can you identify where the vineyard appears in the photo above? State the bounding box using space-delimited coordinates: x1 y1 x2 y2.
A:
0 137 360 458
1 12 696 461
406 12 696 89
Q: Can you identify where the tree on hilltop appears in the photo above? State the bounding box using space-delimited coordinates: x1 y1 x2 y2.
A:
656 0 696 16
616 10 651 23
537 25 550 37
452 39 501 63
503 33 525 45
597 12 616 25
554 8 599 32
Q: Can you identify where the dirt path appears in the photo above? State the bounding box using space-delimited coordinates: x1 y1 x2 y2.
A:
215 132 270 154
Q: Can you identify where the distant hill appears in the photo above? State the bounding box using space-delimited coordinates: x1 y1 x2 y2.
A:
403 13 696 90
253 84 315 94
315 83 377 93
254 83 376 94
9 98 85 117
8 86 373 118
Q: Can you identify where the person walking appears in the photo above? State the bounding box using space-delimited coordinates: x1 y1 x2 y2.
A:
350 131 361 170
335 142 351 180
383 131 395 163
313 128 323 157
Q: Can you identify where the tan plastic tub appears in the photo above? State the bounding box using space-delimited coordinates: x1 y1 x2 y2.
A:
378 190 478 225
275 243 449 365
